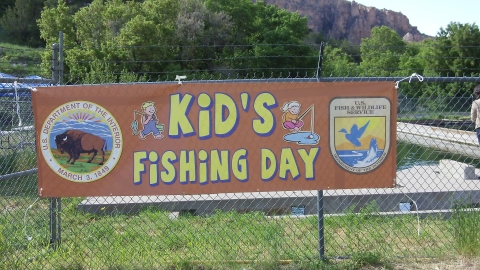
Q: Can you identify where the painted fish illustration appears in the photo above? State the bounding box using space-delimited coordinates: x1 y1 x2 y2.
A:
131 119 138 135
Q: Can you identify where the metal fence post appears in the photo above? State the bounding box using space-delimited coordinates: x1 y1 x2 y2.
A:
59 31 64 85
49 33 63 247
52 43 59 85
316 42 326 260
317 191 325 260
49 197 61 247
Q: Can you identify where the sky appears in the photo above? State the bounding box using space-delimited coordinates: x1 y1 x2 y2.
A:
352 0 479 36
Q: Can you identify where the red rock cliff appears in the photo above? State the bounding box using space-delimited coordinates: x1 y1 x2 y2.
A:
263 0 431 44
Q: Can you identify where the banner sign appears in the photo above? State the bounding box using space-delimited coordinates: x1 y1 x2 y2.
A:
32 82 397 197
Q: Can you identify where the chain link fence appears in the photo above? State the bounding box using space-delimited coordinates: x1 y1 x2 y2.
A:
2 43 480 269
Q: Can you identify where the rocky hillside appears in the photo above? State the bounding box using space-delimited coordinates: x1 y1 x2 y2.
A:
263 0 432 44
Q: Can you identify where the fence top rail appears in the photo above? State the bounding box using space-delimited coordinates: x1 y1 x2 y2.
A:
63 76 480 85
1 76 479 86
182 76 480 83
0 78 53 84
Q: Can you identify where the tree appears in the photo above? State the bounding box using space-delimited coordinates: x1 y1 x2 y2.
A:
231 3 315 76
174 0 233 72
37 0 75 77
324 38 361 63
393 42 429 97
0 0 16 18
36 0 315 81
425 22 480 77
113 0 180 77
398 42 425 75
37 1 75 47
38 0 183 82
359 26 406 76
205 0 259 45
322 45 358 77
0 0 45 47
415 22 480 98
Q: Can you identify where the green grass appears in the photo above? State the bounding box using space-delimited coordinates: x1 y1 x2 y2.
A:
451 203 480 257
0 195 471 269
0 150 36 175
0 176 479 269
52 149 111 173
0 42 44 76
2 146 480 268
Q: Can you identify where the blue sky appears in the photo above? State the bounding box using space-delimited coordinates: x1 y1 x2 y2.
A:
351 0 479 36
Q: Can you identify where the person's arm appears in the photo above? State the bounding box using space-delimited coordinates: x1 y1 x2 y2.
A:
471 101 477 123
141 114 151 125
284 112 294 122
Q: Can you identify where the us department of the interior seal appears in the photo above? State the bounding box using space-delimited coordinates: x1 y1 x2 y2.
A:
40 101 123 182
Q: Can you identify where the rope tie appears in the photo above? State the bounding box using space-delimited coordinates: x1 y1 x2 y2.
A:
395 73 424 89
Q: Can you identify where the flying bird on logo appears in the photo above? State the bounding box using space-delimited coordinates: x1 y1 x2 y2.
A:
338 120 370 147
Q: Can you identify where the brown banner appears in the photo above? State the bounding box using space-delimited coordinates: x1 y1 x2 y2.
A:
32 82 397 197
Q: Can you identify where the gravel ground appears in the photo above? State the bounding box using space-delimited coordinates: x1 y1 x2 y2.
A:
360 257 480 270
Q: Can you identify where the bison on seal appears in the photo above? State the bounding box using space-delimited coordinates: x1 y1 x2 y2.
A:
54 129 107 165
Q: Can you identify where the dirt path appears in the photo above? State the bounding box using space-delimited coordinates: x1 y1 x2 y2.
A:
362 257 480 270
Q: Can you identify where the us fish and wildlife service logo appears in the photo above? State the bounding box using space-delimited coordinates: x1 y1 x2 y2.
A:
40 101 123 182
329 98 391 173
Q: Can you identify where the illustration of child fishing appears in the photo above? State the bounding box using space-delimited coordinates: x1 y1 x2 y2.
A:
281 101 319 145
281 101 303 132
281 101 315 133
131 101 164 140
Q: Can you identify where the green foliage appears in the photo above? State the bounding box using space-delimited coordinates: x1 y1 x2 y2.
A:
37 0 75 77
204 1 316 76
0 0 45 47
36 0 316 82
38 0 181 82
37 0 75 46
360 26 406 76
0 151 37 176
118 69 147 83
174 0 234 72
0 0 15 18
82 59 117 84
342 201 395 258
0 221 13 269
327 38 361 63
205 0 259 44
1 0 478 101
409 81 478 104
322 45 358 76
0 193 470 269
451 200 480 257
425 22 480 77
0 223 4 254
398 42 425 76
351 251 386 269
0 107 14 129
0 42 43 76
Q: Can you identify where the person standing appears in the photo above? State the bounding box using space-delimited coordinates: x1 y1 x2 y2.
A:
471 84 480 144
